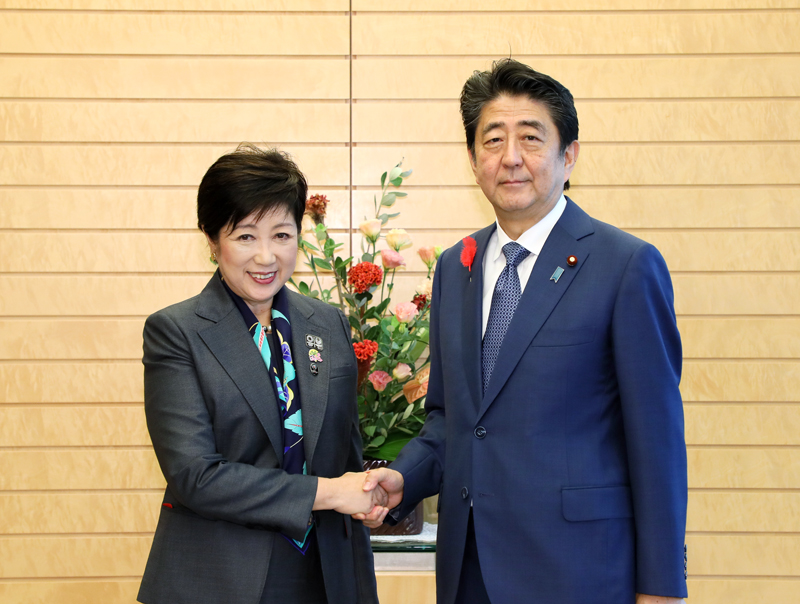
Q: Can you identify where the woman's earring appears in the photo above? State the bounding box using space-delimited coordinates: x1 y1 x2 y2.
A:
210 251 218 265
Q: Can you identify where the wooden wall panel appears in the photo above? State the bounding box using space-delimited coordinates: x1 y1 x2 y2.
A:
678 318 800 358
352 56 800 99
0 101 350 143
684 404 800 445
0 580 141 604
0 363 142 403
0 188 351 229
354 0 800 9
0 13 349 55
687 491 800 532
0 57 351 99
0 492 161 534
0 145 350 186
0 406 149 446
0 450 163 491
0 319 145 359
1 0 348 9
353 12 800 55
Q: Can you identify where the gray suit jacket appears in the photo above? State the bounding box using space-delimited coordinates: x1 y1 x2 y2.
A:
137 273 377 604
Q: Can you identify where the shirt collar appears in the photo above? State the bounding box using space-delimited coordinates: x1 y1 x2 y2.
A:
491 194 567 261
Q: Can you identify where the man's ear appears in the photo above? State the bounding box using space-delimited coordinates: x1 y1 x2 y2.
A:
467 146 479 179
562 140 580 183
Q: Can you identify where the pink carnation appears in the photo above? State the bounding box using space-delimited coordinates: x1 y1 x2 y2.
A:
380 249 406 270
395 301 419 323
417 246 437 268
368 370 392 392
393 363 412 380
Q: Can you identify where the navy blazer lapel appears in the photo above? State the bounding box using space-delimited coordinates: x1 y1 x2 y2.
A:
461 225 495 412
285 291 330 470
479 199 595 419
195 274 285 465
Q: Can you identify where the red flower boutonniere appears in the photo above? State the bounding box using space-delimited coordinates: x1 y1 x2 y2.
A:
460 236 477 272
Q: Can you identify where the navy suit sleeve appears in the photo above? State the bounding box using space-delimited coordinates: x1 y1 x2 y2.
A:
143 310 318 541
388 246 450 518
612 243 688 598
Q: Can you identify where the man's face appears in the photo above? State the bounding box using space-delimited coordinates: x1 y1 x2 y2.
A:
469 94 579 235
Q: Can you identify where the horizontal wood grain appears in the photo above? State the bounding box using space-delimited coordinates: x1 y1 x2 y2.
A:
678 318 800 359
0 188 351 230
687 491 800 532
0 12 349 55
0 57 350 99
354 0 800 9
685 404 800 445
0 101 350 143
0 406 150 446
0 492 160 534
0 319 145 359
0 450 164 490
353 12 800 55
0 145 350 187
352 56 800 100
1 0 347 9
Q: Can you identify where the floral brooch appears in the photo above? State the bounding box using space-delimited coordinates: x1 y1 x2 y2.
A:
460 236 477 272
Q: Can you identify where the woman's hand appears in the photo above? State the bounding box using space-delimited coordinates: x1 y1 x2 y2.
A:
313 472 388 515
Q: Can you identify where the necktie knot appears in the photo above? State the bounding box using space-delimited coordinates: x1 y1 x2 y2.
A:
502 241 529 269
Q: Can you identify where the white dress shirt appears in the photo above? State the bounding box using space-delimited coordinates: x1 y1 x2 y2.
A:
481 194 567 337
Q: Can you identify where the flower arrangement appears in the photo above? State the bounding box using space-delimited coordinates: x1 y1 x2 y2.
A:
291 164 441 461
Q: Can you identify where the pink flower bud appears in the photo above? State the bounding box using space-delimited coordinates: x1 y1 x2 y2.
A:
381 249 406 270
395 301 419 323
359 219 382 242
386 228 412 251
393 363 412 380
417 246 437 268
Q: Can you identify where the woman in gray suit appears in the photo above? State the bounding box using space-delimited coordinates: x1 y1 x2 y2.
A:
137 144 383 604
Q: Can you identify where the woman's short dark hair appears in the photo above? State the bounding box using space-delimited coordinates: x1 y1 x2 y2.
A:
197 143 307 240
460 59 579 189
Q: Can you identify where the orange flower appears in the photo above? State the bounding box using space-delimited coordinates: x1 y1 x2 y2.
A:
305 194 329 224
403 365 430 404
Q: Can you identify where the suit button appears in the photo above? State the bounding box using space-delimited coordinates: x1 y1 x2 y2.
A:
461 487 469 499
474 426 486 439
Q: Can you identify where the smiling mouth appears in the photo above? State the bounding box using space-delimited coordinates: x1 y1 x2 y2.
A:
249 271 277 283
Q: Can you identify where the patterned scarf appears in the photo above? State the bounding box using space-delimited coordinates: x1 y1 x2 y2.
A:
222 279 313 554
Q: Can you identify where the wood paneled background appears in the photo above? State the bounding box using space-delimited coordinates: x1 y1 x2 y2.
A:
1 1 798 602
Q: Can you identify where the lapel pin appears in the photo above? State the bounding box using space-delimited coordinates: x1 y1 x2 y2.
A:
310 362 319 376
305 334 315 348
567 255 578 267
309 349 323 363
550 267 565 283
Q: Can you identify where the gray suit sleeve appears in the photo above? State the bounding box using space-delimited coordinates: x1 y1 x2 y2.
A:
143 310 318 541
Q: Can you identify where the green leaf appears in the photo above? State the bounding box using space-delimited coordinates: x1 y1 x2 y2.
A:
381 192 396 207
388 166 402 182
312 257 332 271
400 169 412 178
401 403 414 420
390 177 403 187
297 281 311 295
302 241 320 252
370 435 386 448
380 171 387 188
394 192 408 197
347 315 362 333
362 253 374 263
374 436 413 462
364 425 376 437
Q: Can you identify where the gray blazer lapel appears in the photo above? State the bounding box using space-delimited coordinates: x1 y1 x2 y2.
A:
195 275 285 465
286 291 331 470
479 199 594 419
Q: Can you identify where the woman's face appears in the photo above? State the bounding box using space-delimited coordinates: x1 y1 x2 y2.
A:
207 207 298 323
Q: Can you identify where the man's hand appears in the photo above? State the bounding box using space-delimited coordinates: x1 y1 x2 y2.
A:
636 595 685 604
351 467 405 528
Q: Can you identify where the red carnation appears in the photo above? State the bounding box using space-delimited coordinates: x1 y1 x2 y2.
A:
412 293 428 311
460 236 477 271
305 194 329 224
348 262 383 294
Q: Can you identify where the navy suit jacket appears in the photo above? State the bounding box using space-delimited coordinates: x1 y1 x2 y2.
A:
391 199 688 603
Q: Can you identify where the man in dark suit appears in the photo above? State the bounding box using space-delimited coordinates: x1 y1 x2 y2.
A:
359 59 688 604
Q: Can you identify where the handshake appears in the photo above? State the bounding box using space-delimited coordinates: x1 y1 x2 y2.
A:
314 468 405 529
